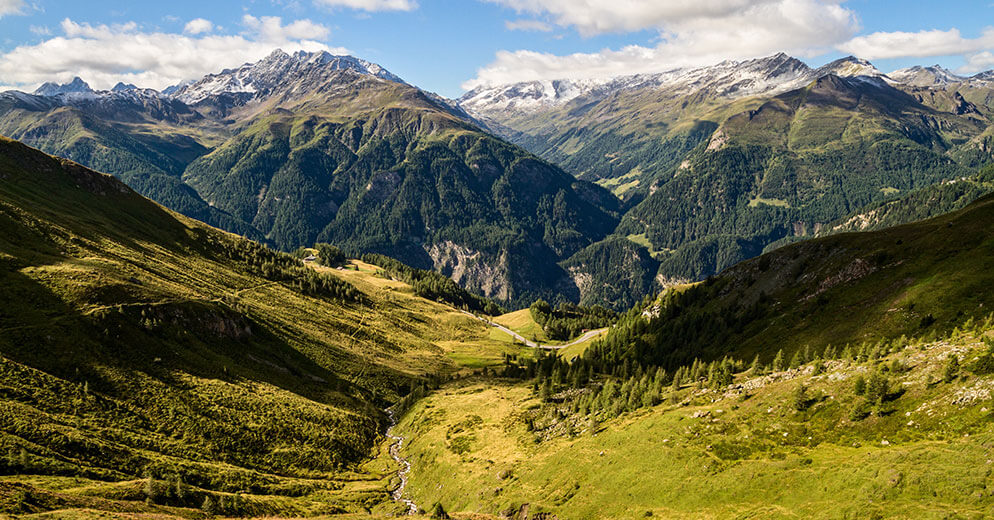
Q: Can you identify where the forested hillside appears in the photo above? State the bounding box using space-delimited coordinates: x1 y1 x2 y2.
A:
0 136 521 516
586 192 994 371
464 55 994 287
0 51 619 309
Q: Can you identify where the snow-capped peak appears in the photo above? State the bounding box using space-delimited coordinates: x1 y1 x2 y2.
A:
112 82 139 92
171 49 404 105
973 70 994 82
459 53 822 118
815 56 886 80
34 77 94 97
888 65 966 87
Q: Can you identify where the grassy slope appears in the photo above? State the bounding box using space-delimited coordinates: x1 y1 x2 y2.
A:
397 329 994 519
493 309 553 345
0 136 526 517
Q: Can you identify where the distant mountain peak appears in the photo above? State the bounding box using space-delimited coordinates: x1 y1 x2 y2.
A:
171 49 404 105
112 82 139 92
814 56 885 80
34 77 94 96
460 53 820 118
889 65 965 86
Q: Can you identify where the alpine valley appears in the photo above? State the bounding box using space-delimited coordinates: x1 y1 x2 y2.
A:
4 42 994 520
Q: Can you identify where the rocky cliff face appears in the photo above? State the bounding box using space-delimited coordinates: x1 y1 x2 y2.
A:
426 241 511 301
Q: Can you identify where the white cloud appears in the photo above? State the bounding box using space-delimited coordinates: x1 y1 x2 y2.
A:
963 51 994 74
0 0 24 18
0 16 345 92
838 28 994 60
466 0 857 89
314 0 417 11
487 0 803 36
836 27 994 74
61 19 139 39
505 19 553 32
183 18 214 35
242 14 330 40
29 25 51 36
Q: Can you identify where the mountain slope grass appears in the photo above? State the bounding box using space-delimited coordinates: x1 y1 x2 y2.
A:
395 326 994 519
0 136 527 517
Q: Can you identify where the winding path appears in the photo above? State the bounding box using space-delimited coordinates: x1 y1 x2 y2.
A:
385 408 418 515
461 311 606 350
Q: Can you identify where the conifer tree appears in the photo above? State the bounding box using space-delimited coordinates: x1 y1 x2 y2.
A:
943 354 960 383
202 495 217 516
789 350 802 370
748 355 761 376
772 349 785 372
792 384 808 411
853 375 866 395
866 371 889 404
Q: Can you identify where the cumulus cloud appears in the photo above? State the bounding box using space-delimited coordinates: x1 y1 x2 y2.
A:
0 16 345 92
505 19 553 32
242 14 330 40
183 18 214 35
837 27 994 74
963 51 994 74
314 0 417 11
838 28 994 60
466 0 858 89
487 0 809 36
0 0 24 18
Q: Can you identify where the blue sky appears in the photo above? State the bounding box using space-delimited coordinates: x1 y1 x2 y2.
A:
0 0 993 98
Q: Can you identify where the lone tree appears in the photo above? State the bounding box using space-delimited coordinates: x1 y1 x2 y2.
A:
430 502 450 519
792 384 809 412
866 371 890 405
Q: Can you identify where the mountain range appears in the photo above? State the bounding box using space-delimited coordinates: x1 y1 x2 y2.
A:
5 47 994 519
3 125 994 519
3 50 994 310
458 54 994 287
0 49 619 308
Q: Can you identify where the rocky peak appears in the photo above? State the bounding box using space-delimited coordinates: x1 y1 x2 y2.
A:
112 82 139 92
973 70 994 81
889 65 965 86
34 77 93 97
170 49 404 105
814 56 885 79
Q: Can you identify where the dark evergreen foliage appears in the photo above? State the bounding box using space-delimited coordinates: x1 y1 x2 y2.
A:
529 299 617 341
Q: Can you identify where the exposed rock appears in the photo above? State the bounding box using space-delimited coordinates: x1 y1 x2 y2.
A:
426 240 510 300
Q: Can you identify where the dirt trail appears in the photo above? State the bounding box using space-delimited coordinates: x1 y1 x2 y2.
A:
461 310 606 350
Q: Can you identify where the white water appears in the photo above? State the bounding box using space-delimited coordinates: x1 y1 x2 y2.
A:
385 408 418 515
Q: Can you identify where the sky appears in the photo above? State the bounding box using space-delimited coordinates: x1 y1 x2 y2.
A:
0 0 993 98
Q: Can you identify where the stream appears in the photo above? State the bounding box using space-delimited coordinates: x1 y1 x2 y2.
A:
385 408 418 515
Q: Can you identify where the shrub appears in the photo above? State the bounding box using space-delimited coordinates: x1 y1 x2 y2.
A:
849 399 872 421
